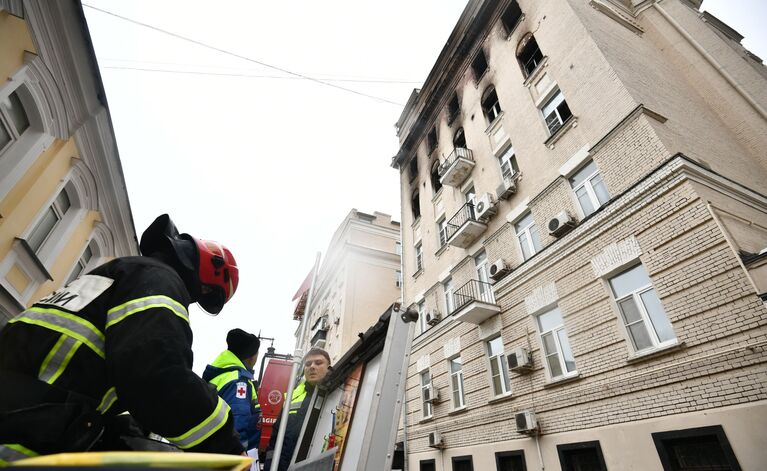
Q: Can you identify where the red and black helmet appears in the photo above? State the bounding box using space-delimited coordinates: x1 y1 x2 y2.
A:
194 238 239 314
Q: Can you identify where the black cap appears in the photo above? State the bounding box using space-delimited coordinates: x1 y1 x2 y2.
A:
227 328 260 359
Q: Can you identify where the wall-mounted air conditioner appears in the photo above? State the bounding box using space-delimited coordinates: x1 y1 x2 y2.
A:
474 193 497 222
428 431 445 448
507 347 533 373
489 258 512 281
496 174 519 200
424 384 440 404
426 309 442 326
515 410 538 434
548 211 576 237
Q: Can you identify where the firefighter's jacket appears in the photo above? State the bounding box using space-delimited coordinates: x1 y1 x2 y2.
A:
202 350 261 450
264 380 312 471
0 256 243 461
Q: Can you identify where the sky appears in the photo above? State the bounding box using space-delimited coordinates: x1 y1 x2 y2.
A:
81 0 767 374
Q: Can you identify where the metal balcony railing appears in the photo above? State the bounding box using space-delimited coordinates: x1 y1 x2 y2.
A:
438 147 474 176
453 279 496 313
445 202 477 241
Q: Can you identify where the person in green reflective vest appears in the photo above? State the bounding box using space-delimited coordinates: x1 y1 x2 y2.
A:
264 347 331 471
203 329 261 451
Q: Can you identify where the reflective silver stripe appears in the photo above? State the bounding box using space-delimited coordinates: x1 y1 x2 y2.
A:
0 444 36 463
167 397 229 449
97 387 118 414
38 335 81 384
106 295 189 329
10 307 105 358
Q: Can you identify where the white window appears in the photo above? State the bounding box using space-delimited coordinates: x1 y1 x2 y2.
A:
515 212 542 261
417 301 427 335
537 307 577 380
541 89 573 135
394 241 402 256
26 188 71 253
65 241 95 285
0 90 30 155
498 145 519 182
443 277 454 314
475 251 492 302
487 336 510 396
570 160 609 217
437 217 448 247
415 242 423 273
449 356 465 409
609 264 676 352
395 270 402 288
420 370 433 419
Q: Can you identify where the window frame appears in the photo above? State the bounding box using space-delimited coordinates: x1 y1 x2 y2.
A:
453 127 466 149
556 441 607 471
517 35 544 78
411 189 421 220
419 370 434 420
541 89 573 135
415 242 424 273
569 160 609 217
448 355 466 410
437 217 449 247
536 307 577 381
447 93 461 125
481 86 503 126
500 1 524 36
514 212 542 261
430 160 443 194
65 239 96 285
608 264 677 354
472 49 489 81
417 300 427 335
486 335 511 397
652 425 741 471
451 455 474 471
419 459 436 471
495 450 527 471
443 277 455 314
498 145 519 182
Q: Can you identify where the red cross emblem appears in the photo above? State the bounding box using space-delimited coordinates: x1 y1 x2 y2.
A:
236 381 247 399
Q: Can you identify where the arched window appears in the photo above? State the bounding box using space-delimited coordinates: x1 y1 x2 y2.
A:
517 34 543 77
430 160 443 194
411 189 421 220
481 86 502 125
453 128 466 149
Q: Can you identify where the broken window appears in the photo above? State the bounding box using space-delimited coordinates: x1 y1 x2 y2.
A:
471 49 489 81
447 93 460 125
453 127 466 149
518 35 543 77
481 86 503 125
501 1 523 35
427 127 438 154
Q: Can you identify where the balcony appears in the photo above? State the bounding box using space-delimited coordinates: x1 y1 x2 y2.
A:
445 202 487 249
452 279 500 324
439 147 475 187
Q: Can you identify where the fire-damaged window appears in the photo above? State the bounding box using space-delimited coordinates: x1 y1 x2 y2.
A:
408 156 418 182
431 160 442 194
453 127 466 149
481 86 503 125
411 189 420 219
471 49 489 81
517 34 544 78
427 127 438 154
447 93 460 125
501 1 523 36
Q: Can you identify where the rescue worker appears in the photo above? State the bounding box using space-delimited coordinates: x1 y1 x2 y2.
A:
0 214 243 462
203 328 262 451
264 347 331 471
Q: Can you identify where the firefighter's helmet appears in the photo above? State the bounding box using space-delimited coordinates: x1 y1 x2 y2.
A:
194 238 239 314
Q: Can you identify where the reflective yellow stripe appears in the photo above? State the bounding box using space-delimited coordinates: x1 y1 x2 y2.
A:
10 307 104 358
0 444 37 464
106 295 188 329
97 387 118 414
167 397 230 449
38 334 82 384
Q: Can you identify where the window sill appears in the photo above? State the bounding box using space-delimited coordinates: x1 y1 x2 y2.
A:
431 187 444 203
14 237 53 281
474 69 490 88
435 244 448 257
523 56 549 88
448 406 468 416
418 416 435 424
544 116 577 149
411 216 421 228
626 341 685 365
487 391 513 404
412 268 423 279
543 373 581 389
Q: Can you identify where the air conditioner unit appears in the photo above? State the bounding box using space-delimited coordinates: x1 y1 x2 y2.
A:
424 384 440 403
515 411 538 434
496 174 519 200
474 193 497 222
507 347 533 373
427 431 445 449
425 309 442 326
489 258 512 281
548 211 576 237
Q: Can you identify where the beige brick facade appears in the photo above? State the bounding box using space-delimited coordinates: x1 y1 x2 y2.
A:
393 1 767 469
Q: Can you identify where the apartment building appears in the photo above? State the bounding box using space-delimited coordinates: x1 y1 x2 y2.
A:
0 1 137 326
295 209 401 364
392 0 767 470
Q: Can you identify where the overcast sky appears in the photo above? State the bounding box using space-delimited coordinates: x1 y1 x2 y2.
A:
82 0 766 374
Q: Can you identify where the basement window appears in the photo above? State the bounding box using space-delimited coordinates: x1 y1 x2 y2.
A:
472 49 489 81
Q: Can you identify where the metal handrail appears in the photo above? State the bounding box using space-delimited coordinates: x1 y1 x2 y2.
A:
438 147 474 176
445 202 477 241
453 279 496 312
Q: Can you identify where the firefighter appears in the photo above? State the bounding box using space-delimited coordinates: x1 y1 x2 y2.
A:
264 347 331 471
203 329 262 451
0 214 243 462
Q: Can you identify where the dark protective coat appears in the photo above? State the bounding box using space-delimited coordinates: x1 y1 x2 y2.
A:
0 256 242 458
